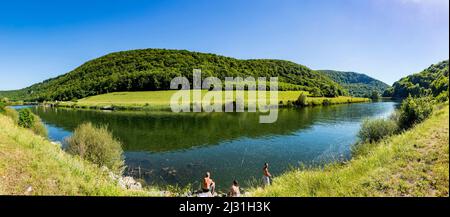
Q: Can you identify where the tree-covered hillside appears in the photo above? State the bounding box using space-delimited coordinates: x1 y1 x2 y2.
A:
383 60 449 101
319 70 390 97
0 49 346 101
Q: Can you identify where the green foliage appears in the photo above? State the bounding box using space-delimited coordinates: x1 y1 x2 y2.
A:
357 118 398 143
435 90 449 103
385 60 449 99
0 97 8 112
319 70 390 97
4 108 47 137
18 108 35 128
66 122 125 175
398 96 433 130
382 87 394 97
296 93 308 106
0 102 5 112
31 115 48 137
310 87 322 97
322 99 331 106
370 90 381 100
0 49 346 101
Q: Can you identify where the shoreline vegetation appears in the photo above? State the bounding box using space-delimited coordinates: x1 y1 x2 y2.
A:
250 101 449 197
1 97 448 196
38 90 370 111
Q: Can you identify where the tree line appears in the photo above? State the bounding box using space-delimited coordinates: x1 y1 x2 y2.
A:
0 49 346 102
383 60 449 101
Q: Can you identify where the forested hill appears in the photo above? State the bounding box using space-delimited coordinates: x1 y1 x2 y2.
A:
319 70 390 97
383 60 449 100
0 49 347 101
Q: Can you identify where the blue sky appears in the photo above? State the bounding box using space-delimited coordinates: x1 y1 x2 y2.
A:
0 0 448 90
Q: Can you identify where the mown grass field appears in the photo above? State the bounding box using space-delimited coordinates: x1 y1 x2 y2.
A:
58 90 369 109
250 103 449 196
0 113 162 196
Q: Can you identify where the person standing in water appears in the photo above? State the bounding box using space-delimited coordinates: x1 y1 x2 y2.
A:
202 172 216 196
228 180 241 197
262 163 272 187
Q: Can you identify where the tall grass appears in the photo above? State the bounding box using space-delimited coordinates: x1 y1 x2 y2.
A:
1 107 18 123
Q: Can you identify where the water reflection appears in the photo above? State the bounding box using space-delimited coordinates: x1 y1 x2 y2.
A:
30 101 397 190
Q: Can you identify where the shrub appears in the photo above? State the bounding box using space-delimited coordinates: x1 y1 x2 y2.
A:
322 99 331 106
398 96 433 130
371 91 381 100
310 88 322 97
296 93 308 106
357 118 398 143
18 108 35 128
31 115 48 137
14 108 48 137
435 90 449 103
286 100 294 107
0 102 5 112
66 122 125 175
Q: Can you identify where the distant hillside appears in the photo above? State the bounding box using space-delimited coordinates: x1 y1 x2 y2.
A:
319 70 390 97
0 49 346 101
384 60 449 100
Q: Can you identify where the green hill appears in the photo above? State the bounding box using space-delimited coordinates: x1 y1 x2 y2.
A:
319 70 390 97
0 49 346 101
383 60 449 100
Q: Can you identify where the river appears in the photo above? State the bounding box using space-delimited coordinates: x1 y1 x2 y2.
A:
21 101 397 191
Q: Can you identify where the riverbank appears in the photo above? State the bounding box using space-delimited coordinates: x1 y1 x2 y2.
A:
44 90 369 111
250 103 449 196
2 102 446 196
0 113 163 196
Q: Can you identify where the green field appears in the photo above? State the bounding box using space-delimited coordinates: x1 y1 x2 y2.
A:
250 104 449 196
56 90 369 110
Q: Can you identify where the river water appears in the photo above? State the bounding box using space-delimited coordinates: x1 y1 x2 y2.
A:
22 101 396 191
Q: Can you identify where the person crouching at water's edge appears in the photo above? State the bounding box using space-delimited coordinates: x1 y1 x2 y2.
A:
263 163 272 187
228 180 241 197
202 172 215 195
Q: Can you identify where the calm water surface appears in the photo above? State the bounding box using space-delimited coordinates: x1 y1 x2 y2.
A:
23 101 396 191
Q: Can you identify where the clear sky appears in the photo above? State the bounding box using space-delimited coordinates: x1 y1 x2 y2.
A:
0 0 448 90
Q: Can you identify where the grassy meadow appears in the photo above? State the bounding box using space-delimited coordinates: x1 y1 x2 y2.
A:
56 90 369 110
250 103 449 196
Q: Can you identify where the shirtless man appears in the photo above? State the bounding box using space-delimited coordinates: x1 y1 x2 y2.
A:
202 172 216 196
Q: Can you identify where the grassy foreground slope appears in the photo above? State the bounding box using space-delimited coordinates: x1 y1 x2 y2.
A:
0 114 160 196
58 90 369 109
251 104 449 196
